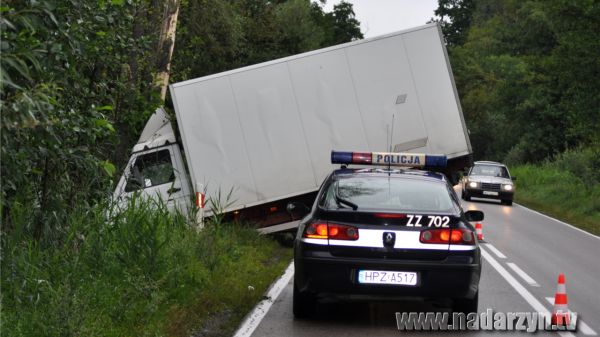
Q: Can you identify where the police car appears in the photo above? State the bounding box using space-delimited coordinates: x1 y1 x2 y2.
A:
290 151 483 318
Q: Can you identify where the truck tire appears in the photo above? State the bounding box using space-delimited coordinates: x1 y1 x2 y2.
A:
293 284 315 319
501 199 513 206
462 191 471 201
448 172 460 186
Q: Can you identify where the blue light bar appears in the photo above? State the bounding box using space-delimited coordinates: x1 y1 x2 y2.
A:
331 150 447 168
331 151 353 164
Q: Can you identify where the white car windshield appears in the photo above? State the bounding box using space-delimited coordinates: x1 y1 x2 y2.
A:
471 165 509 178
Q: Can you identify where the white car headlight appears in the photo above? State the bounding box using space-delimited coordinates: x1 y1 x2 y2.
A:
503 184 513 191
468 181 478 188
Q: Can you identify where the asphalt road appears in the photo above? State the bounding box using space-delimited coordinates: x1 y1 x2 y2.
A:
243 194 600 336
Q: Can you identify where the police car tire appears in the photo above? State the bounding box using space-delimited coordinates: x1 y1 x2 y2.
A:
501 199 512 206
293 284 315 319
452 291 478 315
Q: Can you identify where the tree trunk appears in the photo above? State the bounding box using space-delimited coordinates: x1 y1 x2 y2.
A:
156 0 180 102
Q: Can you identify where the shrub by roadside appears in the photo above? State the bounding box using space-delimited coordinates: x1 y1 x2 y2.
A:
511 163 600 236
1 197 292 337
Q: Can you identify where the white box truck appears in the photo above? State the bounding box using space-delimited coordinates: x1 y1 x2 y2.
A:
113 23 472 227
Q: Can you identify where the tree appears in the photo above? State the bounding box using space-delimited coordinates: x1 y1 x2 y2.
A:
1 0 365 236
432 0 475 46
445 0 599 163
171 0 363 82
1 0 164 237
156 0 181 101
321 1 363 46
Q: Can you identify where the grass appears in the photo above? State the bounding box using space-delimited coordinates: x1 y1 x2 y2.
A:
1 197 292 337
511 164 600 236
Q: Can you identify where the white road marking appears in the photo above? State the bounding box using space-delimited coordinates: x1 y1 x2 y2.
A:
515 203 599 240
484 243 507 259
233 261 294 337
544 297 598 336
480 247 575 337
506 262 540 287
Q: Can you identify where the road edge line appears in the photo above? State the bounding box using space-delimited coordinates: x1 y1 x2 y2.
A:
480 247 575 337
233 261 295 337
514 203 599 241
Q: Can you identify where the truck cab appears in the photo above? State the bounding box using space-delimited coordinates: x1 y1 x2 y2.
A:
113 108 192 215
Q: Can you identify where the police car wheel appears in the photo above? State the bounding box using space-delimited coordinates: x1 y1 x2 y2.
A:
501 199 513 206
293 284 315 319
453 291 478 315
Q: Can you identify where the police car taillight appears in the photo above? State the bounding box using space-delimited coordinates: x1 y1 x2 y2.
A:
304 222 359 241
375 213 407 219
331 150 447 168
420 228 474 245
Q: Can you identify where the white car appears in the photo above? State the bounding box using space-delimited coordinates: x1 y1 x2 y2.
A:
462 161 516 206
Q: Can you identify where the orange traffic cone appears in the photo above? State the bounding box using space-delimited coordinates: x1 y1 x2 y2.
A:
475 222 484 241
551 273 570 326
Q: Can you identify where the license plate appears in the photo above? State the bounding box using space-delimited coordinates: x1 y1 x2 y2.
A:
483 191 499 196
358 270 417 286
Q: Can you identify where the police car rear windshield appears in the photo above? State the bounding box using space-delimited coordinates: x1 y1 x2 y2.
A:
321 177 455 213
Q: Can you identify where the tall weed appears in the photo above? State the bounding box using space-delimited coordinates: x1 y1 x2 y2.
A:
1 195 290 337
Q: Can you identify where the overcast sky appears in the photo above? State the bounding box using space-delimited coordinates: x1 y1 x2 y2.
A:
322 0 439 38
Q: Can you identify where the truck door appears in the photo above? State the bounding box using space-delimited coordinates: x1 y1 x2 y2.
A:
115 144 191 215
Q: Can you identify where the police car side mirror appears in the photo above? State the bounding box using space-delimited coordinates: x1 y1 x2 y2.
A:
286 202 310 216
465 210 484 222
511 176 517 181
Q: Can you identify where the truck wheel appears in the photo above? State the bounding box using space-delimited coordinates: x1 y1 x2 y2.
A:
462 191 471 201
501 199 513 206
293 284 315 319
453 291 478 315
448 172 460 186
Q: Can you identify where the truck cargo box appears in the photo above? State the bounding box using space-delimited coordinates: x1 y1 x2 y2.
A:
169 23 471 213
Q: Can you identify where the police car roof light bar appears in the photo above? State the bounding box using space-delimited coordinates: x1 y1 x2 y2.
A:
331 150 447 168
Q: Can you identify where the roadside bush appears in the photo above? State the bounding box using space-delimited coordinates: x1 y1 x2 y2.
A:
1 197 291 337
546 145 600 185
511 163 600 236
504 140 529 167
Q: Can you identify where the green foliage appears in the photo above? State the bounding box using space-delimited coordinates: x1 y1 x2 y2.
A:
1 0 164 238
435 0 600 163
274 0 324 54
319 1 363 46
545 145 600 186
1 0 363 236
1 197 291 337
511 150 600 236
171 0 363 82
432 0 475 46
0 1 360 334
1 1 354 335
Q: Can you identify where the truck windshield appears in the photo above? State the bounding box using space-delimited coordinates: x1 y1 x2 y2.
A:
125 149 174 192
321 177 455 213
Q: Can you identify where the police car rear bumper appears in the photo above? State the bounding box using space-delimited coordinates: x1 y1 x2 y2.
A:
294 251 481 301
